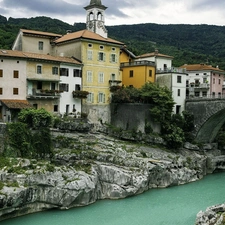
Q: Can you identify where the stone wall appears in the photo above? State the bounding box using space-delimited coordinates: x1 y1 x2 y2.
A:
185 99 225 142
110 103 160 133
0 123 6 153
82 104 111 125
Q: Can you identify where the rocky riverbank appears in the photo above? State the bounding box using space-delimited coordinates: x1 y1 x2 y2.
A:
0 131 224 222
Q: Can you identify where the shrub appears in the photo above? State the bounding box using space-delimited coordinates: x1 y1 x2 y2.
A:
18 108 52 128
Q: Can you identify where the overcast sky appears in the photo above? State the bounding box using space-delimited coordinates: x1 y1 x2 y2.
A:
0 0 224 26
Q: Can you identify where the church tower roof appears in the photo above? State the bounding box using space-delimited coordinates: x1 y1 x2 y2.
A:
84 0 107 10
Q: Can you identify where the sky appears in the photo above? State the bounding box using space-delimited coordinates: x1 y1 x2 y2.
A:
0 0 225 26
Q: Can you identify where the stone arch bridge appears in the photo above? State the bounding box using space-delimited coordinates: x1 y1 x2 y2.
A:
185 98 225 143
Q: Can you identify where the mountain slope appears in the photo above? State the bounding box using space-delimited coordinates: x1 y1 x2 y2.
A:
1 15 225 69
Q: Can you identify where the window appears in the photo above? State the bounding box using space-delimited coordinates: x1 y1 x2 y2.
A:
203 78 207 83
177 75 182 83
202 91 207 97
163 64 167 71
176 105 181 114
0 69 3 77
213 78 215 84
99 45 104 50
129 70 134 77
60 68 69 76
219 79 221 84
203 73 207 75
110 53 117 63
177 89 180 96
37 65 42 74
149 70 152 77
59 83 69 92
52 67 58 75
112 47 116 51
0 88 2 95
17 61 19 64
73 69 81 77
196 73 199 76
54 105 58 112
38 41 43 50
75 84 81 91
98 72 104 83
98 52 105 61
87 71 93 82
87 93 94 103
13 88 18 95
88 43 93 48
195 92 200 97
51 82 56 90
98 92 105 103
111 73 116 80
37 81 42 90
33 104 38 109
87 50 93 60
13 70 19 78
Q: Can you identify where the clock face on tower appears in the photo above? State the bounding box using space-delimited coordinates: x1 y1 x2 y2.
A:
97 21 103 28
88 21 93 29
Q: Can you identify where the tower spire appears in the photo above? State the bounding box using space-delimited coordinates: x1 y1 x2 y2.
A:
84 0 108 38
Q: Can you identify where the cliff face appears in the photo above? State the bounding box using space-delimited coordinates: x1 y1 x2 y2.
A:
0 132 223 221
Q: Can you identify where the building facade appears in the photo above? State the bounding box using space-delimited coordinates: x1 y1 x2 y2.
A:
180 64 225 98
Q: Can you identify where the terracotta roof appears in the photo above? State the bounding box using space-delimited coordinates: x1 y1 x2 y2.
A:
54 29 123 45
179 64 224 72
0 50 82 65
0 100 32 109
21 29 62 38
136 52 173 59
0 50 26 58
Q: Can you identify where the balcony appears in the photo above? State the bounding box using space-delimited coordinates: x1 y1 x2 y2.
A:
188 83 209 89
120 60 155 67
109 80 122 86
156 67 186 74
27 89 61 99
72 90 89 99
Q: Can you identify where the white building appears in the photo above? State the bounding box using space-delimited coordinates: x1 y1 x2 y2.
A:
135 50 173 71
59 61 83 116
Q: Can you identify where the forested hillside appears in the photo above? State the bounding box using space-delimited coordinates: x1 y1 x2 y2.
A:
1 15 225 69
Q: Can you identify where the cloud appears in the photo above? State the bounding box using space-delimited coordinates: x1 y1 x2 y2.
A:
1 0 84 16
0 0 224 26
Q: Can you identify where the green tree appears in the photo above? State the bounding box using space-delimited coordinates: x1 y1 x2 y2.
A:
18 108 52 128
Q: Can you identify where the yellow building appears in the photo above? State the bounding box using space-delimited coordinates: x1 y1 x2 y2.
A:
120 47 156 88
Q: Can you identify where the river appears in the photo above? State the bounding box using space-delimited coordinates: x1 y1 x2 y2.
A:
1 172 225 225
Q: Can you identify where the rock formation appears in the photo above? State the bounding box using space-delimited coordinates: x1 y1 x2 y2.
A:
0 131 224 222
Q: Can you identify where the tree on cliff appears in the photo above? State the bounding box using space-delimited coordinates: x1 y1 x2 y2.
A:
4 108 53 159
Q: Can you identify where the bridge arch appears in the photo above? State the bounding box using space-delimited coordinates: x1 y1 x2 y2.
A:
185 98 225 143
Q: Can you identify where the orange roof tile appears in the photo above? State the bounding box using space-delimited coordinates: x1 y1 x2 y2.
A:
136 52 173 59
179 64 224 72
54 29 123 45
0 50 82 65
21 29 62 38
0 100 32 109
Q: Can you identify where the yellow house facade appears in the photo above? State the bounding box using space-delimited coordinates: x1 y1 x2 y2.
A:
53 30 123 122
120 47 156 88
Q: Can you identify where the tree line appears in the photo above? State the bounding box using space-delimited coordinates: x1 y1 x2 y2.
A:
0 15 225 68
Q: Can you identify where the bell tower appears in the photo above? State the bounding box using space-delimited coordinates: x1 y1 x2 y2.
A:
84 0 108 38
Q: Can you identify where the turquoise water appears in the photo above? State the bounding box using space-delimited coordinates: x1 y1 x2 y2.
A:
2 172 225 225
